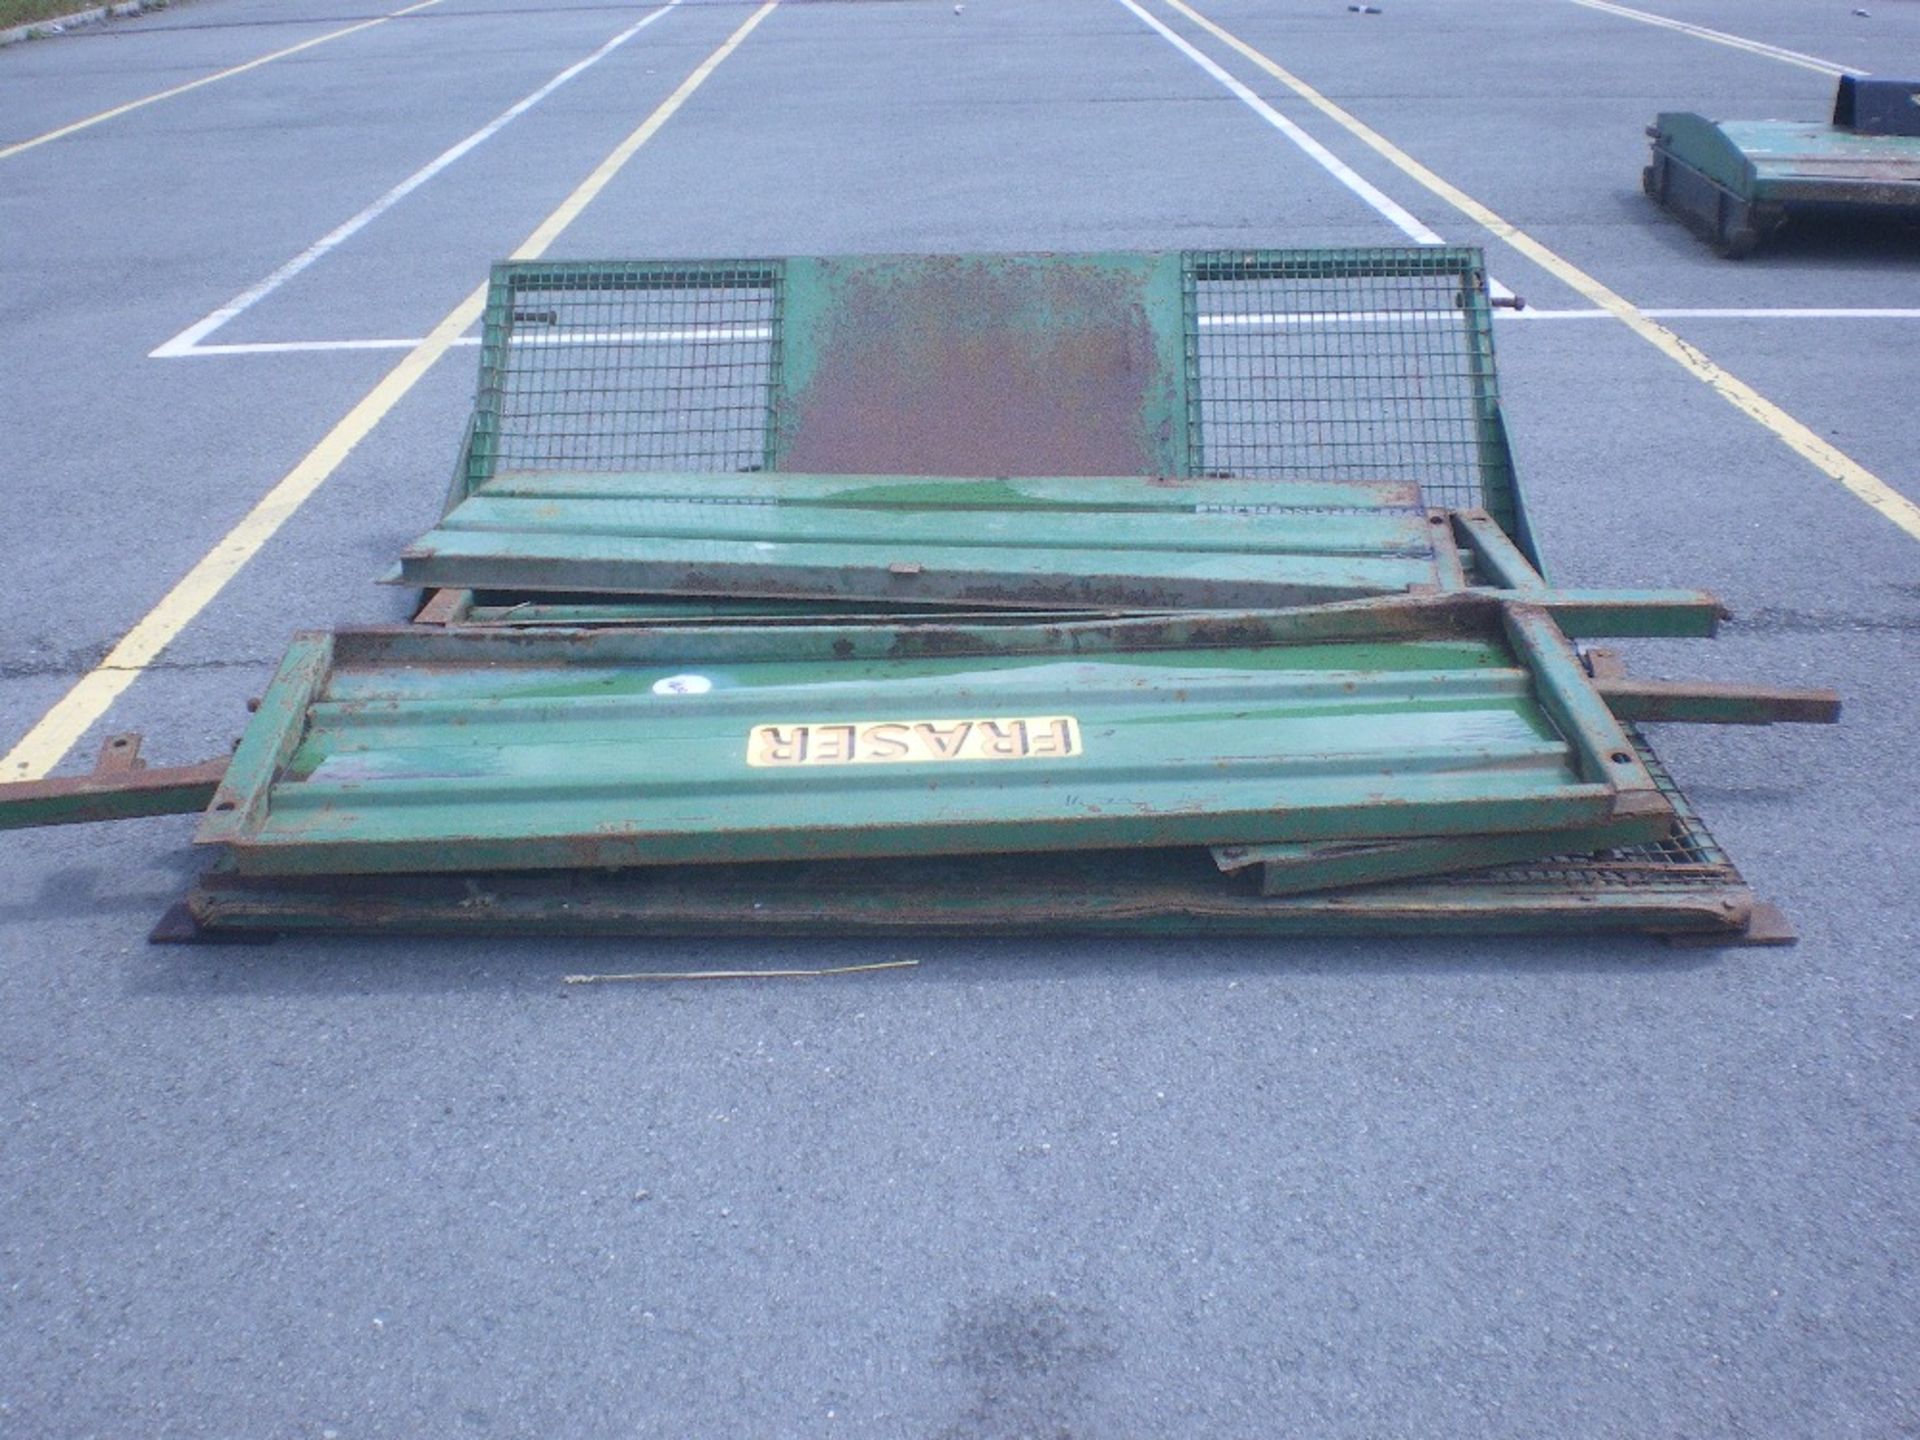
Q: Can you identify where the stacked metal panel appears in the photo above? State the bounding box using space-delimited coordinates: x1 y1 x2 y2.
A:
0 248 1837 943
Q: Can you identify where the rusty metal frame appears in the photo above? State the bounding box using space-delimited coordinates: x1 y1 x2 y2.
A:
0 734 226 830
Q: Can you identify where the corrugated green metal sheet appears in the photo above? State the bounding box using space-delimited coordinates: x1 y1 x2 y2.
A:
198 597 1668 877
396 470 1444 609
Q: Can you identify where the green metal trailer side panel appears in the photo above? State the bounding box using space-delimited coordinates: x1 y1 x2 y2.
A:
429 586 1726 636
1650 113 1758 197
1646 112 1920 254
396 470 1443 609
457 247 1535 555
198 599 1665 877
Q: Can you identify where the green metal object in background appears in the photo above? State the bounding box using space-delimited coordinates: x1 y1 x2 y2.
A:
196 596 1669 878
0 734 225 831
1645 85 1920 256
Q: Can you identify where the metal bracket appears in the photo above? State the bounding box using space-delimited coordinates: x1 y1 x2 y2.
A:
0 734 229 830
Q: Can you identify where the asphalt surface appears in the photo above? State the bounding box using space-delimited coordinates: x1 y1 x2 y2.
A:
2 1 1917 1435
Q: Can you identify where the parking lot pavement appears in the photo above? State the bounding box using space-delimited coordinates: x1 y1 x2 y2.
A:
1 2 1915 1435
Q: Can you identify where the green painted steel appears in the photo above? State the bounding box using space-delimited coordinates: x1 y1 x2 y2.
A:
464 259 784 499
1180 247 1523 538
0 759 226 829
398 470 1442 609
1647 112 1920 254
1654 114 1920 205
433 587 1725 636
1594 678 1842 726
1449 511 1722 635
464 470 1426 511
198 597 1666 878
454 248 1534 552
180 710 1756 939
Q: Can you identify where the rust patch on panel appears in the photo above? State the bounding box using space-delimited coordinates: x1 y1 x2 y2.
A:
777 257 1176 476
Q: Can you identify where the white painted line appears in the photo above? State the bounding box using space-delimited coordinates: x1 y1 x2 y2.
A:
1565 0 1861 77
173 338 431 356
506 325 772 346
1512 307 1920 321
1202 310 1485 327
151 0 684 359
1111 0 1440 243
1113 0 1519 302
1203 307 1920 326
169 326 774 357
160 309 1920 358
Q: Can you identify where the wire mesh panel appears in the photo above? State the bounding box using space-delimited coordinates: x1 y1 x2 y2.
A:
1184 249 1514 519
464 261 782 492
1482 724 1734 888
458 251 1525 538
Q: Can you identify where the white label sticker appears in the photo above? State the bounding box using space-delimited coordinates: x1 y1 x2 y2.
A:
652 674 713 696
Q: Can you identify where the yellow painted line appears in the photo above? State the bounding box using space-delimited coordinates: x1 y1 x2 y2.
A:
2 0 779 782
1157 0 1920 548
0 0 445 161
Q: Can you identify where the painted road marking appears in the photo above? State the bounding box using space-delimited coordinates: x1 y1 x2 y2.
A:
1 1 782 782
149 307 1920 356
1517 308 1920 322
152 0 686 359
1109 0 1525 302
0 0 445 161
1147 0 1920 546
1215 308 1920 326
1110 0 1438 245
1565 0 1860 78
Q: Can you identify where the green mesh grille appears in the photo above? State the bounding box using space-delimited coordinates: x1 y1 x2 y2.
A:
465 260 782 492
1182 248 1516 526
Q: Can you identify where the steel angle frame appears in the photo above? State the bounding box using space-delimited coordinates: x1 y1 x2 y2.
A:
195 595 1669 878
0 733 226 831
400 503 1722 640
1210 819 1673 898
1181 247 1531 553
1644 108 1920 257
